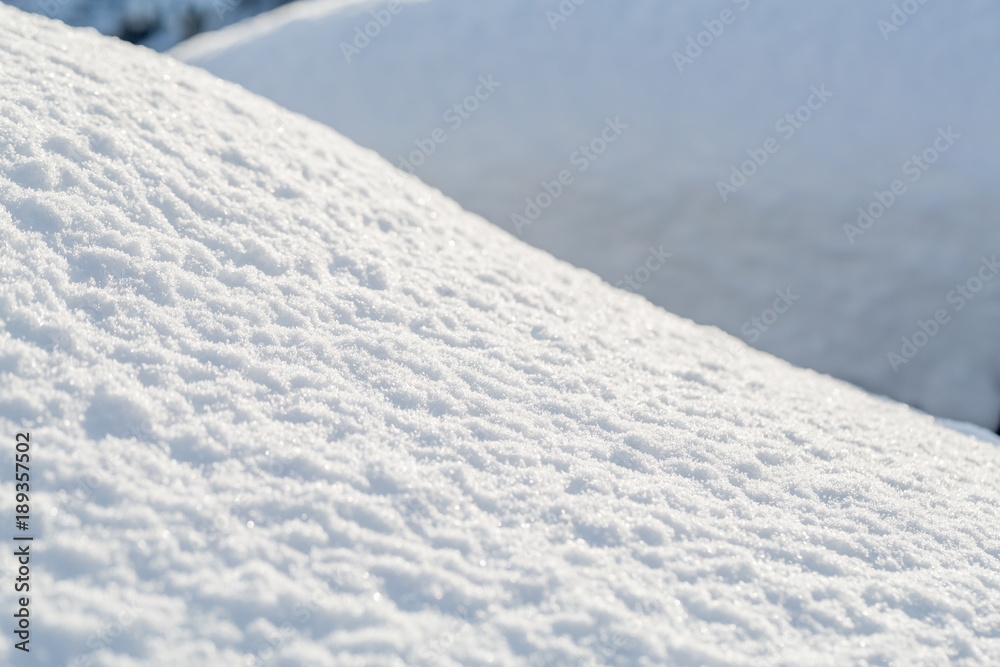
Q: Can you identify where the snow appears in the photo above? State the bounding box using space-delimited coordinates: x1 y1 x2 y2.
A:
173 0 1000 431
2 5 1000 666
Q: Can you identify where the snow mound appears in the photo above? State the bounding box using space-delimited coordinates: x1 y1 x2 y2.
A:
174 0 1000 430
2 7 1000 665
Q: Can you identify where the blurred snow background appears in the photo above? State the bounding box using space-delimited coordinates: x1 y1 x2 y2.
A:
0 0 287 49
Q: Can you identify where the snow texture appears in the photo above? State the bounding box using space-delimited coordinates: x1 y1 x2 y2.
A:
174 0 1000 430
1 6 1000 666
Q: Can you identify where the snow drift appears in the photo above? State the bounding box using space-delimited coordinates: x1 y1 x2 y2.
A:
174 0 1000 430
2 6 1000 666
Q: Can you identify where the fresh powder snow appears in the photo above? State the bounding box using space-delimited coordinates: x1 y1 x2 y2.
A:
174 0 1000 431
1 5 1000 666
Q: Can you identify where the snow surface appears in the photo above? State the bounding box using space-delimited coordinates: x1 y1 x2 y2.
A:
2 6 1000 666
174 0 1000 431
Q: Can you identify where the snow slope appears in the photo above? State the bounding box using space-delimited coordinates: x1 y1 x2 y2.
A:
2 6 1000 666
174 0 1000 431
